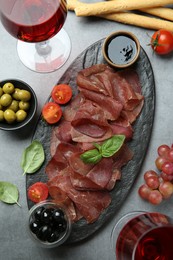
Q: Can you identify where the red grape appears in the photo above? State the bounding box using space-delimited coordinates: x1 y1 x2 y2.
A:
159 181 173 199
144 170 158 181
148 190 163 205
160 172 173 181
157 144 170 158
162 161 173 175
167 148 173 162
138 184 151 200
145 176 160 190
155 156 168 171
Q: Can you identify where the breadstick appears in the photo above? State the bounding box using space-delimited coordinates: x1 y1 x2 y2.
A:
98 12 173 31
140 7 173 22
67 0 79 11
74 0 173 17
107 0 173 22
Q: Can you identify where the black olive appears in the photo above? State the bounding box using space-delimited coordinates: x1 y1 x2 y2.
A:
34 206 44 221
37 225 52 241
40 208 53 224
29 220 41 235
56 219 67 233
47 231 60 243
52 209 65 223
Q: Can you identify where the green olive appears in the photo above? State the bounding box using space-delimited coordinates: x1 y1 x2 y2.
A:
0 93 12 107
19 101 30 111
0 110 4 122
0 87 3 97
12 88 21 100
0 104 3 110
16 110 27 122
4 109 16 124
8 100 19 112
2 82 15 94
17 90 31 102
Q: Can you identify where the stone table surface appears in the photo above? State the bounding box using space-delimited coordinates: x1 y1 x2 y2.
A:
1 4 173 260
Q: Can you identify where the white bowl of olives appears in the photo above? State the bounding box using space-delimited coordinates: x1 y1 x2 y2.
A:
0 79 37 131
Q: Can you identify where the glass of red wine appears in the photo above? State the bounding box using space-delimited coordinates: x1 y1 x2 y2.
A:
0 0 71 73
111 211 173 260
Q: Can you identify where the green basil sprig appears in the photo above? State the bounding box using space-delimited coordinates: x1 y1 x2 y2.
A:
21 140 45 175
0 182 21 207
80 135 125 164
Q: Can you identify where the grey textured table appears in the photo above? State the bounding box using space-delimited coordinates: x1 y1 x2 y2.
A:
1 7 173 260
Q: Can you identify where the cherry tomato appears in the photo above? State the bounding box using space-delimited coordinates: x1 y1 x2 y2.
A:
150 29 173 55
42 102 62 124
51 84 72 105
28 182 49 203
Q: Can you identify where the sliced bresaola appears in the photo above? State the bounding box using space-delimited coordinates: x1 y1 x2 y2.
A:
71 99 112 138
79 88 123 121
63 93 85 122
46 142 81 180
117 69 142 94
50 121 72 157
48 168 111 223
76 64 115 96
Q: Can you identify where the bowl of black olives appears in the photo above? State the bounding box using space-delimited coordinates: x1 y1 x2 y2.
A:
28 200 72 248
0 79 37 131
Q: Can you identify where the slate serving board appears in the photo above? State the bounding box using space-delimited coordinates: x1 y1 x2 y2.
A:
26 38 155 244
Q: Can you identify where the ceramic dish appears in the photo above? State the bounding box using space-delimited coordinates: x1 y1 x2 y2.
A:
0 79 37 131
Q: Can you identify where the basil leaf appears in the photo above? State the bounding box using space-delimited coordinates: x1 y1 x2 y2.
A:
101 135 125 157
80 149 102 164
21 140 45 175
0 182 21 207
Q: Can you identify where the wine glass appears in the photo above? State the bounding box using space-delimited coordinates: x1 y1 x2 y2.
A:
111 211 173 260
0 0 71 73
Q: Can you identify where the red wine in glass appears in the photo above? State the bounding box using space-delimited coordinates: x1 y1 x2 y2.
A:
0 0 71 72
111 211 173 260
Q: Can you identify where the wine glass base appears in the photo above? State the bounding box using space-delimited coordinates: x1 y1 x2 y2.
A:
17 28 71 73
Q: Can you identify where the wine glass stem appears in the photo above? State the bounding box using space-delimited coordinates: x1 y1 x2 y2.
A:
35 41 52 56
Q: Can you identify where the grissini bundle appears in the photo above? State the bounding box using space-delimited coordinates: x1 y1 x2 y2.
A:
67 0 173 31
73 0 173 17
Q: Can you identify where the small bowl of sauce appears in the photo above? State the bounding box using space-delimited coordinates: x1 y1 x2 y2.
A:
102 31 140 69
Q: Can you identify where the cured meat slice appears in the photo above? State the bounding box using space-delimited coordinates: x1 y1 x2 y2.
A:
86 157 114 188
46 143 81 180
76 64 114 96
48 185 79 222
70 171 103 191
71 100 112 138
71 126 112 143
63 93 85 122
53 120 72 143
79 88 123 121
106 169 121 191
48 168 111 223
68 152 94 176
118 69 142 94
107 71 143 111
112 144 134 170
109 121 133 140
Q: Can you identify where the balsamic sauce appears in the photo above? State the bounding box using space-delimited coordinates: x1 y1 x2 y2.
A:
106 35 137 65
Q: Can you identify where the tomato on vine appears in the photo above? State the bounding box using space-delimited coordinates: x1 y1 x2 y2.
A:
150 29 173 55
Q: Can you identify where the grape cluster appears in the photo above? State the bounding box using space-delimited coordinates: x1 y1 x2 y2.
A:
138 144 173 205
